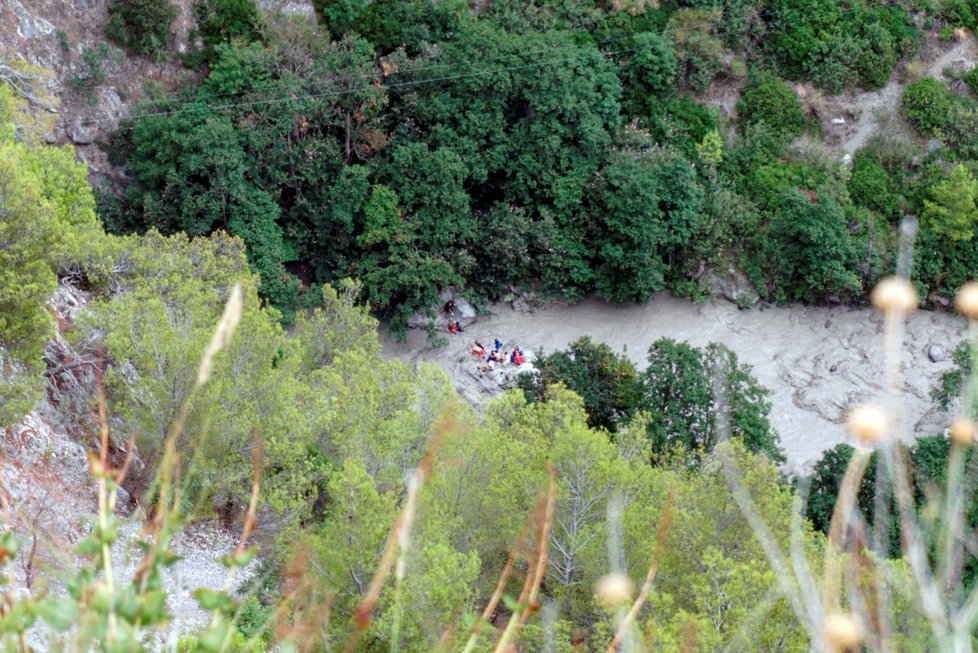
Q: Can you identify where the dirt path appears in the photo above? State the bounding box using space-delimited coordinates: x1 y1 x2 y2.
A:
828 34 978 155
381 295 969 475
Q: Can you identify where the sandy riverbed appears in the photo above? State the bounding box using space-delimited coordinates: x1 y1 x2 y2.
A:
381 294 970 474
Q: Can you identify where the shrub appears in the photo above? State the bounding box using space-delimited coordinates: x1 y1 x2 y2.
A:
763 0 915 92
190 0 262 66
963 65 978 97
848 156 903 218
902 78 952 136
940 0 978 31
923 164 978 241
106 0 177 57
737 72 804 140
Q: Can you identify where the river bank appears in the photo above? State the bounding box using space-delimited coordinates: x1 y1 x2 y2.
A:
380 293 969 474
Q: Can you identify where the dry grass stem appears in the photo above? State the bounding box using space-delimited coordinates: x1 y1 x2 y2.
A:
492 468 556 653
604 485 675 653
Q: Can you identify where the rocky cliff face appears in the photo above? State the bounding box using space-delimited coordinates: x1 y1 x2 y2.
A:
0 0 314 181
3 280 259 640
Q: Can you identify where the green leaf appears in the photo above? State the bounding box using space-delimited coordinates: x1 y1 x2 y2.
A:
0 600 36 633
219 546 257 569
193 588 238 615
74 534 102 556
197 619 232 652
36 597 79 632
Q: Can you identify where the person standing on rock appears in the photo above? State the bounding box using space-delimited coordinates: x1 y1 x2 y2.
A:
494 338 502 350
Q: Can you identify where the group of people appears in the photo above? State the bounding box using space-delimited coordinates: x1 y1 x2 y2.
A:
471 339 526 372
445 300 463 334
442 298 527 371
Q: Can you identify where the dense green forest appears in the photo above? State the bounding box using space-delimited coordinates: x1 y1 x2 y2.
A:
97 0 978 332
6 0 978 649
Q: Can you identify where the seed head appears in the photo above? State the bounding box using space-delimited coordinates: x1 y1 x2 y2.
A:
595 572 635 607
824 613 863 651
196 283 243 387
955 282 978 319
846 404 888 444
949 418 976 446
871 277 917 314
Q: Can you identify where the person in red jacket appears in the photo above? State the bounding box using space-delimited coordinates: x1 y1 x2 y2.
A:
512 347 525 365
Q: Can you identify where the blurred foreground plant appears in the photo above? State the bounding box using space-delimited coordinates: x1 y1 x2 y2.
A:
714 218 978 652
0 284 270 653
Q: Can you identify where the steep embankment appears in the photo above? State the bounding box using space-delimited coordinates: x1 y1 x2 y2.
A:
3 282 256 645
800 33 978 155
381 295 968 474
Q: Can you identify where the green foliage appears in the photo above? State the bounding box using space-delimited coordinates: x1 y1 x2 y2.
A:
848 154 905 219
763 0 916 92
0 84 105 426
620 31 677 114
587 147 704 302
902 78 952 136
69 45 112 96
940 0 978 32
805 443 876 535
806 436 978 566
964 64 978 96
923 163 978 241
518 336 642 432
190 0 263 66
641 338 785 463
119 100 305 316
668 8 727 92
105 0 177 57
737 71 804 141
736 155 864 302
313 0 465 55
104 0 942 332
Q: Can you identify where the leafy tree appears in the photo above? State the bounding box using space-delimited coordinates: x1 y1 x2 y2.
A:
805 436 978 568
641 338 785 463
390 23 622 300
0 84 104 426
737 72 804 141
190 0 263 65
668 8 727 92
763 0 914 92
310 458 396 622
76 231 323 516
106 0 177 57
620 31 677 114
0 136 58 425
645 441 808 651
805 443 878 535
741 157 864 303
848 154 904 219
518 336 642 432
587 146 704 303
313 0 465 55
120 103 303 315
923 164 978 241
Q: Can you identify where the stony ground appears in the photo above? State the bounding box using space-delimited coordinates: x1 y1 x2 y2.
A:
1 282 257 646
